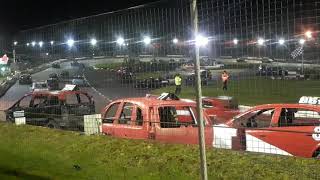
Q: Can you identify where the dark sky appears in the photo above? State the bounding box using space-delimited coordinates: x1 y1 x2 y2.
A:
1 0 159 34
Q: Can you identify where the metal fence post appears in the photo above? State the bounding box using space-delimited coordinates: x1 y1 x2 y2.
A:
190 0 208 180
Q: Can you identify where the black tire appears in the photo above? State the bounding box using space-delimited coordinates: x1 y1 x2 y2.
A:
313 149 320 159
46 120 59 129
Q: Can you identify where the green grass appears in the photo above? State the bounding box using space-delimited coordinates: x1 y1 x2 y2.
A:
95 62 123 70
0 123 319 179
135 71 166 80
153 78 320 105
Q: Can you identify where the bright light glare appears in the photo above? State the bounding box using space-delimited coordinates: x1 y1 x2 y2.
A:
173 38 178 44
116 37 125 45
257 38 265 45
46 53 49 56
32 41 36 47
195 35 209 47
305 31 312 39
14 41 17 46
299 38 306 45
26 43 30 46
67 39 75 47
233 38 239 45
90 38 97 46
50 41 54 45
143 36 151 45
38 41 43 47
278 38 285 45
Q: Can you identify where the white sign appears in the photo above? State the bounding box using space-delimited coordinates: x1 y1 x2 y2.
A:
84 114 102 135
312 127 320 141
62 84 77 91
299 96 320 105
15 117 26 125
13 111 25 118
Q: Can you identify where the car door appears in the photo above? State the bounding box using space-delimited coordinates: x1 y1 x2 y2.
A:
11 95 33 120
27 95 49 125
253 107 320 158
214 107 278 152
154 106 212 145
101 102 122 136
112 103 149 139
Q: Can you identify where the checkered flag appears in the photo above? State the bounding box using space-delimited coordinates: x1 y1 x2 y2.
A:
291 46 304 59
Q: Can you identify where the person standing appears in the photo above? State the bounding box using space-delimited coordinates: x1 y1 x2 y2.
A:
174 73 182 95
221 70 229 91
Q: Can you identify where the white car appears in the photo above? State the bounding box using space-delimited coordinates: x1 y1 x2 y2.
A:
31 82 49 92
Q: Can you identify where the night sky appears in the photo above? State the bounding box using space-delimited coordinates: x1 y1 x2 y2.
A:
1 0 159 34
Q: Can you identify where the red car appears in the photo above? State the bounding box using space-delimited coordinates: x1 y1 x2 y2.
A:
214 104 320 158
202 96 240 124
101 93 213 145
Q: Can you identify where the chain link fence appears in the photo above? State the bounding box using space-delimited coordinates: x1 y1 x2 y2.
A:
2 0 320 178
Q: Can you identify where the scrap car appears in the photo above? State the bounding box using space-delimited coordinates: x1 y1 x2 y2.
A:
214 100 320 158
19 74 32 85
6 85 95 131
202 96 240 124
101 93 213 145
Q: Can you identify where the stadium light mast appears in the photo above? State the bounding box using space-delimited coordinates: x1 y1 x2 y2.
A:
299 38 305 74
191 0 208 180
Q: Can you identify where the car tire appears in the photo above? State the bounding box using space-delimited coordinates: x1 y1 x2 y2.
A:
46 120 59 129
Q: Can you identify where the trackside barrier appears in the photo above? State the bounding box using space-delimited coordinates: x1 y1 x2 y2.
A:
84 114 102 135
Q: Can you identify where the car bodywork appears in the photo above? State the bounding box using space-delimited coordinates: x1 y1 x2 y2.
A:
215 104 320 158
46 78 59 90
31 82 49 92
202 96 240 124
19 74 32 85
52 63 61 68
6 89 95 131
71 77 87 87
101 94 213 145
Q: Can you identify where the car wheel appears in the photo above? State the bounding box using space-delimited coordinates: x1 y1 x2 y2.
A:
313 149 320 159
46 120 59 129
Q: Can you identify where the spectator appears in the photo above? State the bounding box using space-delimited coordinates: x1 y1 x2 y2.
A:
221 70 229 91
174 73 182 95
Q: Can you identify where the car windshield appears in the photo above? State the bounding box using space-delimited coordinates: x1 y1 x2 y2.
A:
35 83 47 88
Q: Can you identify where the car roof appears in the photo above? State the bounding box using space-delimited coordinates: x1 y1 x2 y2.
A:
243 103 320 112
113 97 197 108
29 90 87 97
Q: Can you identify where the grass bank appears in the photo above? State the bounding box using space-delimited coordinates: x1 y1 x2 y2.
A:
0 123 319 179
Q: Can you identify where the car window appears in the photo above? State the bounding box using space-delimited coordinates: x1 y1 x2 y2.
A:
66 94 80 104
203 100 213 108
234 109 274 128
135 107 143 126
119 103 134 125
32 96 48 108
158 106 196 128
78 93 90 103
48 96 59 106
103 103 120 123
279 108 320 127
19 95 32 108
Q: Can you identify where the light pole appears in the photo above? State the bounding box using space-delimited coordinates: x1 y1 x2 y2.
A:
50 41 54 60
67 39 75 59
13 41 17 64
191 0 208 179
257 38 265 59
299 38 305 74
90 38 97 57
